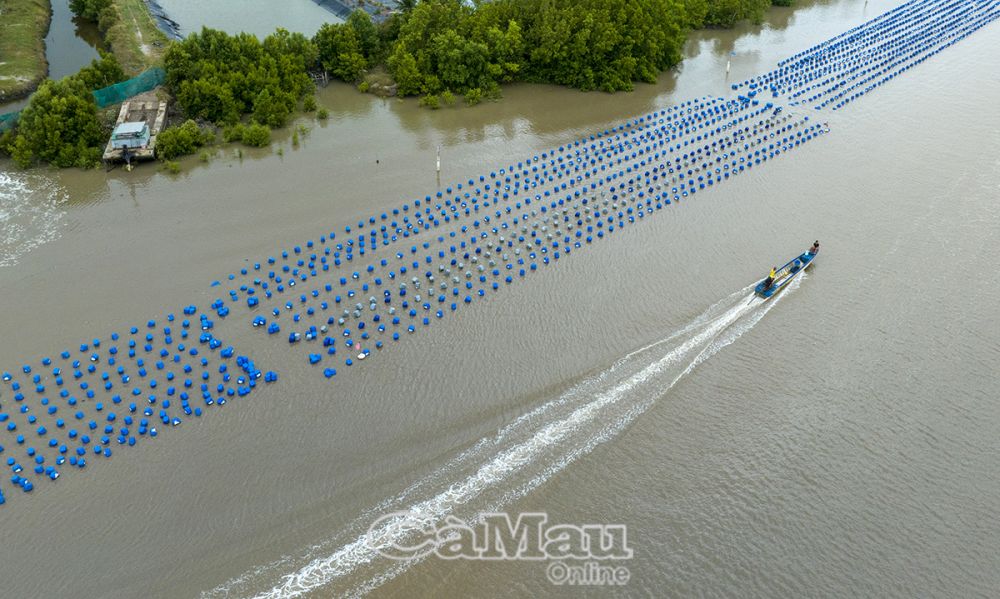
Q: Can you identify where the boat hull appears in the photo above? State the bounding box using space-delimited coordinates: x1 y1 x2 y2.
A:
755 251 816 298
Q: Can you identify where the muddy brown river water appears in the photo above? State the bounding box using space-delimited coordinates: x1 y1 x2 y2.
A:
1 1 998 597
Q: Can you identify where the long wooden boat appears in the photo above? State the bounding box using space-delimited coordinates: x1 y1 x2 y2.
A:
754 249 817 299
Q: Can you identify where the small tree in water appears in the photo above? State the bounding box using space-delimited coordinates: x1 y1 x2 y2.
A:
241 123 271 147
156 120 214 160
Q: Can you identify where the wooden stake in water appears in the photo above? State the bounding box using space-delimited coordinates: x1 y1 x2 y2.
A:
436 145 442 187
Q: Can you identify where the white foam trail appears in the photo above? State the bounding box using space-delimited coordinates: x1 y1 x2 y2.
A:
212 282 796 599
345 285 794 599
0 172 66 267
621 282 758 361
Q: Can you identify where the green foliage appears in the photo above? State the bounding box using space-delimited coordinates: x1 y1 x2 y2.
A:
387 46 423 96
156 119 213 160
431 29 490 92
692 0 771 27
1 52 130 169
440 89 455 106
0 129 14 156
358 80 371 93
374 0 788 104
163 160 181 174
483 82 502 101
771 0 793 7
74 52 127 91
316 107 329 120
315 22 367 82
4 78 104 168
384 0 690 99
164 27 315 126
516 0 686 91
70 0 112 22
418 93 440 109
302 94 317 112
241 122 271 147
222 123 246 143
378 11 404 51
97 5 119 34
252 87 292 128
464 87 483 106
347 10 381 62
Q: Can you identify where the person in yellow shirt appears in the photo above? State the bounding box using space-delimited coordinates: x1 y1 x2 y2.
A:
764 266 777 289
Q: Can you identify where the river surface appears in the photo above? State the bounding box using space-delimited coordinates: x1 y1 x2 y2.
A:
153 0 341 37
1 0 999 597
45 0 103 80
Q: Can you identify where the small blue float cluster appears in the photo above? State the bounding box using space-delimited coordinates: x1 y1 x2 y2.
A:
733 0 1000 110
0 309 273 505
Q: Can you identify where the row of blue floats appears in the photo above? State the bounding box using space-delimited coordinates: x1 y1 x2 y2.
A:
5 97 761 504
0 308 275 504
733 0 1000 110
4 0 995 504
220 110 828 372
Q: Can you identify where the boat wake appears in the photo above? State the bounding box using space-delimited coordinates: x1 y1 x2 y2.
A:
0 172 66 268
206 278 802 598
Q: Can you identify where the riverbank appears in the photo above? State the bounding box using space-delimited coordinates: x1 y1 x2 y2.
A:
103 0 170 74
0 0 51 102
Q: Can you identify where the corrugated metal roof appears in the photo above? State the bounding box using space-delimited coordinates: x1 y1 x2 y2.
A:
113 121 148 135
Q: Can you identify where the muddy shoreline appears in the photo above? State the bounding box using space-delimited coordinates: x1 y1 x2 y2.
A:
143 0 181 39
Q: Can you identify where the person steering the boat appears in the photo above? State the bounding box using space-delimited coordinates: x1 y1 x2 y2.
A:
763 266 777 289
809 240 820 255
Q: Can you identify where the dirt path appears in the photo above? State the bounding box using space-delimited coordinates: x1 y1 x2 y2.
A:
122 0 153 56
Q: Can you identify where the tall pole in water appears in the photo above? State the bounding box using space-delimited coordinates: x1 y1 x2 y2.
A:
436 144 441 187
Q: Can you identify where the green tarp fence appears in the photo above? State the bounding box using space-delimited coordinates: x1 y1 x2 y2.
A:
0 68 166 132
0 111 18 132
92 68 165 108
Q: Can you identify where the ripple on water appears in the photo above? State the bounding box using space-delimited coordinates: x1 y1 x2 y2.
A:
0 171 66 267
